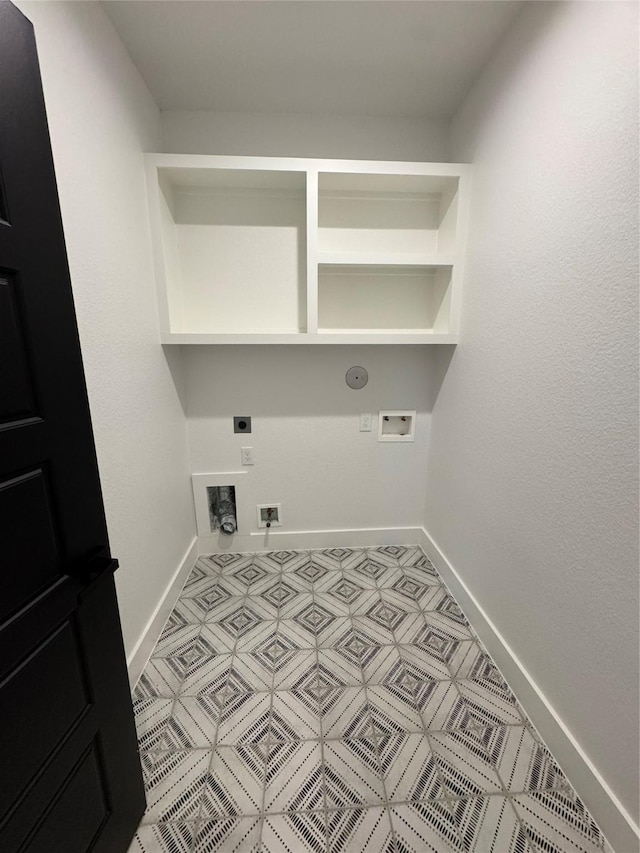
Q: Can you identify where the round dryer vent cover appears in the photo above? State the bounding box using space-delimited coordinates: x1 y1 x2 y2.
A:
345 366 368 390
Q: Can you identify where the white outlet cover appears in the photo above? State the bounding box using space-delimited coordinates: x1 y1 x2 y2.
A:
359 413 372 432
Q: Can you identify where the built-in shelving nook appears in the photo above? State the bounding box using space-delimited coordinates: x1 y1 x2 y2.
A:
145 154 470 344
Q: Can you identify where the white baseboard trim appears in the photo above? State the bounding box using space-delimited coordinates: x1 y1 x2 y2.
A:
419 527 639 853
127 536 198 689
197 526 423 555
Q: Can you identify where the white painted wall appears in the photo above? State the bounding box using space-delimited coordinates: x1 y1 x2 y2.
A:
167 114 450 538
185 346 442 539
425 0 639 834
162 110 449 162
17 1 195 657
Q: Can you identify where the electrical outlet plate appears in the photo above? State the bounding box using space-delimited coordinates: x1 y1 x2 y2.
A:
257 503 282 528
359 413 372 432
241 447 254 465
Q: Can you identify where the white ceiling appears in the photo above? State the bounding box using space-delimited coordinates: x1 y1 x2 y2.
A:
102 1 522 119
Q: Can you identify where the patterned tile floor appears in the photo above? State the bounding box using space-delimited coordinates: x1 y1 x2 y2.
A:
127 547 613 853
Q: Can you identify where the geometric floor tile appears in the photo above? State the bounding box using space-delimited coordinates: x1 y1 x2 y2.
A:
201 745 267 817
453 644 507 684
511 791 610 853
154 623 201 658
264 742 324 813
341 567 378 592
276 619 320 650
371 564 404 591
376 733 445 803
140 749 212 823
326 806 395 853
422 610 475 641
366 685 423 736
133 697 174 751
362 599 407 634
317 648 363 687
230 562 271 589
216 692 272 744
129 546 611 852
388 611 428 645
390 800 463 852
160 696 222 749
314 592 351 619
291 559 332 588
429 729 504 798
259 550 307 572
218 606 266 643
250 627 303 666
271 690 322 740
240 621 286 656
172 594 218 625
320 688 374 740
268 707 307 743
376 545 409 562
399 551 441 581
126 822 196 853
229 652 274 691
182 563 219 597
410 621 468 662
258 579 304 614
484 725 571 794
293 601 339 639
179 654 233 696
361 645 405 686
272 650 318 691
455 679 523 728
351 615 395 646
311 549 347 571
202 593 248 624
348 588 383 618
323 739 386 808
449 796 532 852
433 591 469 626
135 656 189 698
325 577 367 607
398 642 455 682
333 625 383 667
422 683 481 733
197 622 242 654
203 553 253 573
194 817 262 853
262 812 327 853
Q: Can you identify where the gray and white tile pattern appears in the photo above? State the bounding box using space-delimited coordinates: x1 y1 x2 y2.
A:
128 547 613 852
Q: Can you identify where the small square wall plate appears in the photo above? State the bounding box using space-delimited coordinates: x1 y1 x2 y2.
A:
378 410 416 442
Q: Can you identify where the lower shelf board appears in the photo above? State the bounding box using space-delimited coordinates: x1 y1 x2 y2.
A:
160 331 459 345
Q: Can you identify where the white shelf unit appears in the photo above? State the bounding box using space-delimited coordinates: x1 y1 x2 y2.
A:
145 154 470 344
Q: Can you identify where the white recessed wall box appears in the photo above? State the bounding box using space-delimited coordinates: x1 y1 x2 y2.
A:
192 472 250 537
378 411 416 442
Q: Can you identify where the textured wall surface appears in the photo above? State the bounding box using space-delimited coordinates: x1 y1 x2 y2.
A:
162 110 449 162
168 115 450 535
18 1 196 656
185 345 444 535
426 0 639 825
